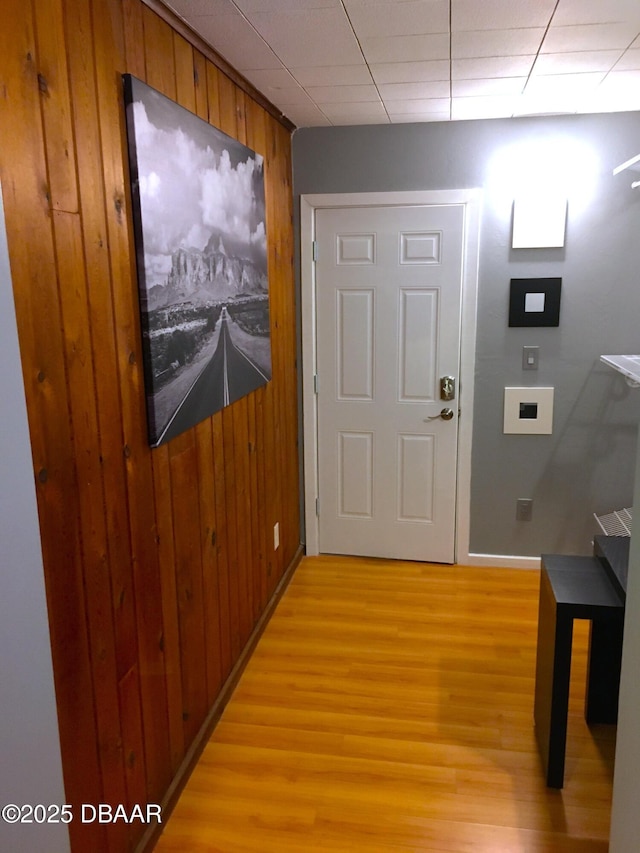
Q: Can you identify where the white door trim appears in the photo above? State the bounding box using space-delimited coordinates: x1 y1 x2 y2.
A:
301 190 482 562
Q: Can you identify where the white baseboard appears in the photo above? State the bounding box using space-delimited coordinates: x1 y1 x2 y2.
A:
462 553 541 570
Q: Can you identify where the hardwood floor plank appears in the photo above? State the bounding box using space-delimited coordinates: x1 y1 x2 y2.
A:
153 558 614 852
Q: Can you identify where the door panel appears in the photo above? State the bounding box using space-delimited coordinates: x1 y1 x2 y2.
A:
337 289 374 400
398 289 438 401
397 433 435 523
338 431 373 518
316 204 464 563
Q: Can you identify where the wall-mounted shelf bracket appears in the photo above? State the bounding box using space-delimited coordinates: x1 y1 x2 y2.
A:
601 355 640 388
613 153 640 189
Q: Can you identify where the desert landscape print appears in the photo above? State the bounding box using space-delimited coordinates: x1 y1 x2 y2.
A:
124 74 271 447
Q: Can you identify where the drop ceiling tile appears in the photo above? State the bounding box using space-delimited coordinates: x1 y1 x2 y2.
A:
241 67 299 89
451 95 516 119
452 29 546 59
452 0 556 32
279 104 332 127
513 92 578 115
236 0 340 11
257 85 317 105
319 101 388 121
166 0 640 124
389 112 450 123
290 65 373 86
383 97 451 114
615 48 640 69
525 72 606 97
361 33 450 63
531 50 624 75
552 0 640 27
332 116 391 125
452 55 536 79
369 60 449 84
581 98 640 113
190 13 281 70
580 71 640 113
342 0 450 38
581 87 640 113
246 8 362 67
306 84 380 102
378 81 451 99
541 23 640 53
597 68 640 90
166 0 237 16
343 0 435 3
452 77 527 97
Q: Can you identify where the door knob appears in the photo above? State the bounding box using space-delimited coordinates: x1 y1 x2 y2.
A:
424 408 454 422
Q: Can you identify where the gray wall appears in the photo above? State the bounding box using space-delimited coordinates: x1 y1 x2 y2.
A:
293 111 640 557
0 186 70 852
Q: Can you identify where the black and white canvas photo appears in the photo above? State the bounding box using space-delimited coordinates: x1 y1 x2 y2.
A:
123 74 271 447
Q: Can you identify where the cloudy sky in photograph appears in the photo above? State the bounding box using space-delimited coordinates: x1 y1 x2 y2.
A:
125 77 267 288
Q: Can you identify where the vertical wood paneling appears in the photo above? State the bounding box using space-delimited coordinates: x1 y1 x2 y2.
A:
122 0 145 76
34 0 79 213
62 0 148 837
276 122 300 564
203 63 233 685
170 443 208 746
195 415 224 706
212 411 233 679
217 71 244 662
1 0 300 850
118 664 148 827
0 6 106 852
244 98 268 621
52 208 130 853
64 0 139 694
150 447 185 774
232 87 257 647
189 44 225 710
263 115 286 590
246 100 271 615
43 19 121 817
93 0 172 807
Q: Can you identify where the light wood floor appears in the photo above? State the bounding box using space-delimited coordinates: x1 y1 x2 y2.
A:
153 556 615 852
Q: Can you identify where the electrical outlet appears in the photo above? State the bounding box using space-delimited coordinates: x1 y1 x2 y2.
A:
274 522 280 550
516 499 533 521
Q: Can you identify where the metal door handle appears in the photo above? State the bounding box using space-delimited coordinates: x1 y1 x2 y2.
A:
424 408 454 422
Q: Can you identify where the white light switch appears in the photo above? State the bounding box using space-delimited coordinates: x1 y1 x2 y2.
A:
522 346 539 370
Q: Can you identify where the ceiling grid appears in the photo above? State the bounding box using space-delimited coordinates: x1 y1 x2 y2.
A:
163 0 640 126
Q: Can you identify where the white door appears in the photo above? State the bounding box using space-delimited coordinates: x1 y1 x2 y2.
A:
315 203 465 563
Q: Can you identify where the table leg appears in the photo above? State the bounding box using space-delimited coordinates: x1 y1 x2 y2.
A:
534 568 574 789
586 614 624 724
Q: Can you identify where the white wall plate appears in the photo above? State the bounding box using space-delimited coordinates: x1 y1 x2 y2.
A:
504 386 554 434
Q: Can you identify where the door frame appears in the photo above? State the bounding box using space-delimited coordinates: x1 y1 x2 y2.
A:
301 189 482 562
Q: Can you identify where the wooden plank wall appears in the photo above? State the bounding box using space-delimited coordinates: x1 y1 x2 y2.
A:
0 1 300 851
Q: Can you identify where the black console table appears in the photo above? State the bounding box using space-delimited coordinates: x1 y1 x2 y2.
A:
534 542 627 788
593 534 629 602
